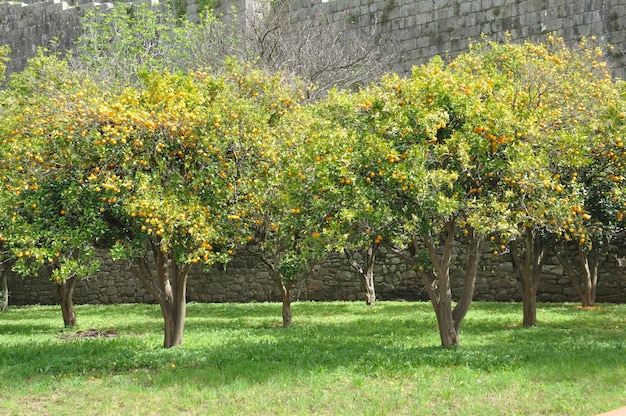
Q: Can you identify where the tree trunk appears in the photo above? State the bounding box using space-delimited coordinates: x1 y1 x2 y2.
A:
452 232 482 333
510 228 550 327
129 241 191 348
388 220 480 348
262 251 299 328
272 266 294 328
429 276 459 348
555 243 599 308
0 266 8 312
521 278 537 327
160 283 187 348
58 276 77 327
281 283 293 328
417 220 460 348
579 244 599 307
345 243 379 306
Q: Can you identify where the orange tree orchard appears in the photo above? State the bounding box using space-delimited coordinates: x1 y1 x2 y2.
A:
457 37 626 325
287 37 626 346
1 57 303 347
1 37 625 348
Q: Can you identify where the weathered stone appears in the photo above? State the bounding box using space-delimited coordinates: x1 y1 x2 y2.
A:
539 283 564 294
307 280 325 292
1 0 625 82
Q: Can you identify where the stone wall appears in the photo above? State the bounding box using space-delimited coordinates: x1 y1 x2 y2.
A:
280 0 626 78
0 0 199 78
2 0 626 78
6 242 626 306
1 0 104 78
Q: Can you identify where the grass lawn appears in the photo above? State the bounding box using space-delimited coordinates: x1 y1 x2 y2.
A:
0 301 624 415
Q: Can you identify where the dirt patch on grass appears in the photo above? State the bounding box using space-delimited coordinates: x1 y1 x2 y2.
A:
61 329 119 340
574 305 604 311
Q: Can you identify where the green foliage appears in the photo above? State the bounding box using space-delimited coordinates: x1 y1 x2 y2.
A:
171 0 214 18
0 53 107 284
0 45 9 83
196 0 215 15
276 252 309 281
50 256 100 282
76 3 195 83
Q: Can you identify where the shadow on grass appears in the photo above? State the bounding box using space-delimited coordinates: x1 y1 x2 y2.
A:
1 301 624 389
0 303 164 338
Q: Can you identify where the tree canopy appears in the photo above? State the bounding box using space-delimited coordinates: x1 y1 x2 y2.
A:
1 33 625 348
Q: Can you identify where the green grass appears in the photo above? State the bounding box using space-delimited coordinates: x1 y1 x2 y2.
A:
1 301 625 415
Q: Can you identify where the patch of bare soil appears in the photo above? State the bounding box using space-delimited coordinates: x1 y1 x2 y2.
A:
574 305 603 311
61 329 119 340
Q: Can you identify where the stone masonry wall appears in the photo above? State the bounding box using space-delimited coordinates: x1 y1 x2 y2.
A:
2 0 626 78
6 242 626 306
1 0 106 78
0 0 199 78
283 0 626 78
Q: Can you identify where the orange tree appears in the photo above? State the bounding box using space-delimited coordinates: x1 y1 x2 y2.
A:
0 177 7 312
305 57 516 347
94 66 300 346
460 37 625 325
0 53 106 324
245 91 398 321
363 67 499 348
0 44 12 311
555 164 626 307
292 90 411 308
3 56 300 346
240 96 337 327
305 36 623 344
553 66 626 307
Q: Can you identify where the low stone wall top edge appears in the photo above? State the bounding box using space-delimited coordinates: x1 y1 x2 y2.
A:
0 0 157 10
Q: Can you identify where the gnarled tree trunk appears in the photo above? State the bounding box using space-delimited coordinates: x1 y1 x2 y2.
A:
281 282 293 328
129 240 191 348
392 220 481 348
510 228 551 327
58 276 78 327
0 264 8 312
555 241 602 307
452 230 482 334
345 243 379 306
